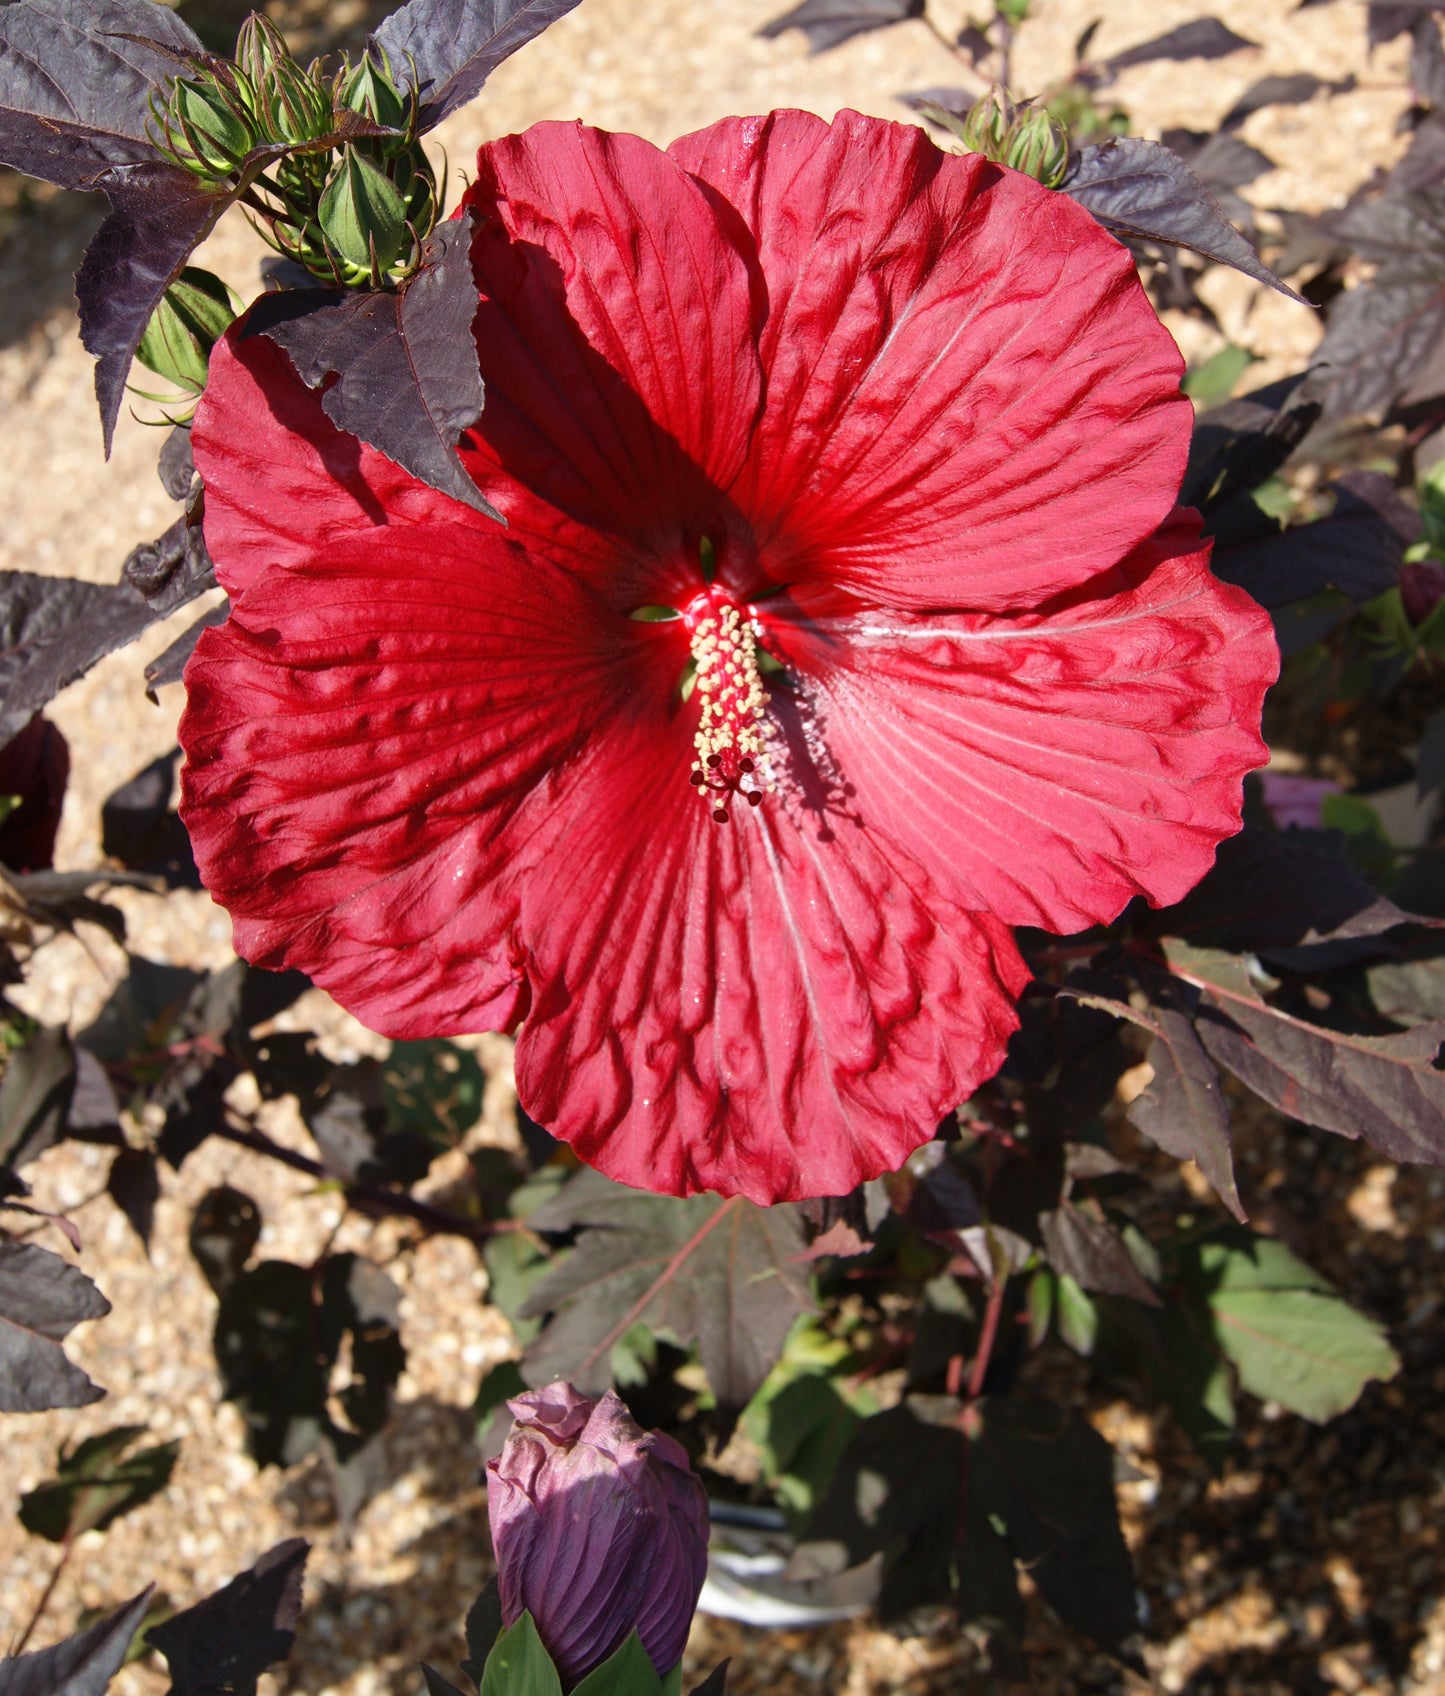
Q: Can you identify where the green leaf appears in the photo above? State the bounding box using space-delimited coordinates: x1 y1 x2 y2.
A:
1182 343 1256 407
742 1320 872 1522
571 1633 664 1696
1210 1288 1399 1422
20 1425 180 1542
1055 1274 1099 1356
478 1615 563 1696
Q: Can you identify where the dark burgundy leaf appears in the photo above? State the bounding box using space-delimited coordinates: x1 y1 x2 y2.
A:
147 1540 308 1696
250 215 497 519
0 1240 109 1411
107 1147 159 1252
420 1667 467 1696
0 716 69 872
0 573 169 743
460 1582 504 1686
758 0 924 54
1063 138 1301 298
689 1667 730 1696
1157 826 1417 952
20 1424 178 1541
1221 73 1353 130
1369 0 1445 47
0 0 199 187
370 0 583 128
1126 1001 1242 1221
1313 190 1445 415
1162 949 1445 1166
1040 1201 1161 1301
1198 1000 1445 1165
157 428 197 502
1384 112 1445 194
520 1168 812 1411
1211 475 1413 650
0 1586 154 1696
1413 14 1445 103
122 513 215 610
145 602 229 699
1105 18 1257 70
0 1024 76 1173
1182 376 1319 518
305 1060 434 1187
808 1396 1138 1656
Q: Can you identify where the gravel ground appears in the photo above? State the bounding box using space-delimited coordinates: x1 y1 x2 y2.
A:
1 1 1441 1692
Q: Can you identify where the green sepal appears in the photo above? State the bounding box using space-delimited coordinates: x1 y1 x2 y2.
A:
478 1614 563 1696
570 1633 665 1696
339 50 410 130
135 267 237 393
319 145 410 275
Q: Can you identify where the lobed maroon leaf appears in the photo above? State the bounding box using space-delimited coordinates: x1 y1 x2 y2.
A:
0 0 199 189
1154 826 1418 954
76 164 229 455
0 1587 154 1696
519 1169 812 1412
1063 137 1302 300
248 214 497 519
146 1540 308 1696
1039 1201 1162 1303
0 1240 110 1412
369 0 584 129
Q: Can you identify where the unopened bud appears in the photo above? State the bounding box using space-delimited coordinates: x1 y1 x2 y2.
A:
318 144 410 277
959 86 1015 159
235 15 332 144
1401 556 1445 626
486 1384 709 1690
1004 105 1071 188
338 50 409 131
153 70 257 179
135 267 236 395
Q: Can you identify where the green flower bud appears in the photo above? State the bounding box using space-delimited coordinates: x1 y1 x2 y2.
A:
135 267 236 396
1004 105 1071 188
234 15 333 145
318 144 411 279
959 86 1015 160
338 51 409 131
152 70 257 179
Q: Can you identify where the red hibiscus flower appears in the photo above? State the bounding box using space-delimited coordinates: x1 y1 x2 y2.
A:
178 110 1277 1203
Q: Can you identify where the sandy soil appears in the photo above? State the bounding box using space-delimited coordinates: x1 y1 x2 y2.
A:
1 2 1440 1693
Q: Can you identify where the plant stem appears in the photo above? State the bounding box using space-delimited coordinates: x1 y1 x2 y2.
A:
968 1276 1008 1400
10 1539 72 1657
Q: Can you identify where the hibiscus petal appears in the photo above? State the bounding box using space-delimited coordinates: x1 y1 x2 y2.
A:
459 123 765 582
178 516 678 1036
511 739 1029 1201
768 514 1278 933
670 110 1191 613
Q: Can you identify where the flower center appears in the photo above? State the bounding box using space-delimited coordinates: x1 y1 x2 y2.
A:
686 594 768 823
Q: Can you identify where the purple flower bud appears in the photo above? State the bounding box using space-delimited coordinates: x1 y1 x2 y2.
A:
486 1384 709 1689
1401 557 1445 627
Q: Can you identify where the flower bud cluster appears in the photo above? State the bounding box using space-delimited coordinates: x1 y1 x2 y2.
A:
928 87 1073 190
149 17 438 288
